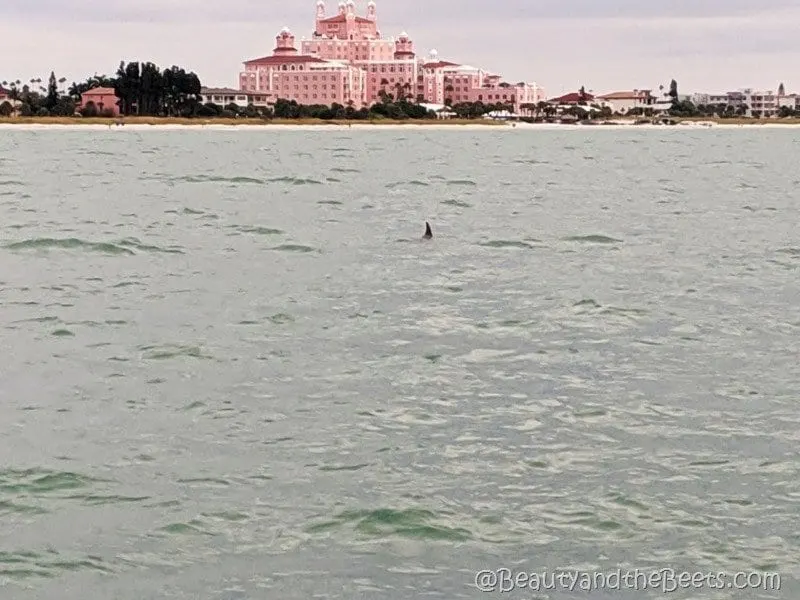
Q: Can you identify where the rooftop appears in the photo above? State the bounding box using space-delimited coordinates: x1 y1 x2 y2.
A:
549 91 595 104
244 55 328 65
422 60 459 69
318 14 373 24
83 87 116 95
598 90 650 100
201 87 247 95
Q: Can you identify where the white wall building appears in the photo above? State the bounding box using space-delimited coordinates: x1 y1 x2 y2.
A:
692 89 780 117
200 87 274 108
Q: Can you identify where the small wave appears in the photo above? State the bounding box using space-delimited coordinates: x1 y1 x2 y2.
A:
573 299 602 309
563 235 622 244
386 180 429 188
76 150 116 156
233 225 284 236
480 240 535 249
272 244 319 253
318 200 343 205
512 159 549 165
330 167 361 173
156 521 213 536
0 469 104 494
269 313 295 325
306 508 472 541
443 199 472 208
0 550 112 579
267 176 324 185
139 344 211 360
447 179 477 186
177 175 265 185
116 238 184 254
182 207 204 215
4 238 134 255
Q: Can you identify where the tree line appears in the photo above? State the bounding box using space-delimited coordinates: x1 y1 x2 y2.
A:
1 61 202 117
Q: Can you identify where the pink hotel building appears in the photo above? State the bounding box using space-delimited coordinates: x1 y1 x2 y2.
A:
238 0 545 112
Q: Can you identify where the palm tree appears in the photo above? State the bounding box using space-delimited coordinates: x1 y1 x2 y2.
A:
536 100 548 118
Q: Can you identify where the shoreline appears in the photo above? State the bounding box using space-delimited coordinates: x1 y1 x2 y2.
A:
0 116 504 128
2 116 800 130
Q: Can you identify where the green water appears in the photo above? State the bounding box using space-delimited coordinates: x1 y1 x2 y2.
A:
0 127 797 599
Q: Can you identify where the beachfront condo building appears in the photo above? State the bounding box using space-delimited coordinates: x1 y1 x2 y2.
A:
237 0 544 112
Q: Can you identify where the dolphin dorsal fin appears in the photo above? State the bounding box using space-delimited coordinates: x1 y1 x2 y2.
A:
423 221 433 239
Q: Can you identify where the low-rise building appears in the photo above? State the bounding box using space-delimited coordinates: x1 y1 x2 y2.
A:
78 87 120 116
199 87 274 108
596 89 654 114
692 89 780 117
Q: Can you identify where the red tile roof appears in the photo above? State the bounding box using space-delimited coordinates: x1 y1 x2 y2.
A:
550 91 595 104
244 55 328 66
319 14 373 24
82 87 117 95
422 61 459 69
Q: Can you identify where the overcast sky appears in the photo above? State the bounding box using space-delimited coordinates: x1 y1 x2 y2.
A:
1 0 797 96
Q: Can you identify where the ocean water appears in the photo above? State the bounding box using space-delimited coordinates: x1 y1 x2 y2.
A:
0 126 798 599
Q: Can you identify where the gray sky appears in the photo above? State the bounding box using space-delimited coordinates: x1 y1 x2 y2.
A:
1 0 797 97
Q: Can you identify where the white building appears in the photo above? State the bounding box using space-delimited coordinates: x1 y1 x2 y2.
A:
596 89 655 114
692 89 779 117
200 87 274 108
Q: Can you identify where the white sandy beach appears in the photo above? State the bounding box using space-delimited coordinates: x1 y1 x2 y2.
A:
1 121 799 132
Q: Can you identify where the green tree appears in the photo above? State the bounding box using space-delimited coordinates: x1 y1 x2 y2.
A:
46 71 59 110
669 79 678 101
778 82 785 96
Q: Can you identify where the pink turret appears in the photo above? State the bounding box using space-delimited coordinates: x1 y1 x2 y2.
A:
315 0 325 33
366 0 376 21
394 31 414 59
273 26 298 55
